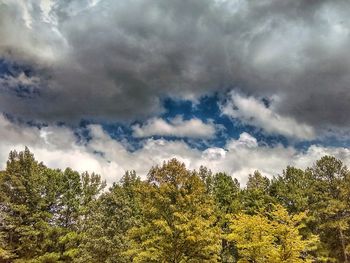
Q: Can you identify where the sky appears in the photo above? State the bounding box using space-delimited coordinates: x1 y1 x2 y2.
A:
1 0 350 185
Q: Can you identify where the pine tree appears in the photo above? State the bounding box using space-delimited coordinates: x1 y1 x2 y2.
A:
76 171 141 263
309 156 350 262
270 166 313 214
241 171 276 214
0 148 106 262
212 172 240 262
0 148 55 261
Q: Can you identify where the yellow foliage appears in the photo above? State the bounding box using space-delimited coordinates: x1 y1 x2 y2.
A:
227 205 319 263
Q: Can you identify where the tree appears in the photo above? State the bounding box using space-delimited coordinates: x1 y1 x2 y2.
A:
76 171 141 263
0 148 56 261
246 171 270 193
227 205 318 263
0 148 106 262
0 229 13 262
212 172 240 214
241 171 275 214
59 171 105 262
270 166 313 213
1 148 349 262
212 172 240 262
126 159 221 262
308 156 350 262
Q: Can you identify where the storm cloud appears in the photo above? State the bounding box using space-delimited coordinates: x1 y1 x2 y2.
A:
1 0 350 135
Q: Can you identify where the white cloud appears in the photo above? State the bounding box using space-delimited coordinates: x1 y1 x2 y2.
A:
93 129 350 185
132 116 217 139
40 0 56 24
0 115 121 184
1 115 350 186
227 132 258 149
221 91 315 140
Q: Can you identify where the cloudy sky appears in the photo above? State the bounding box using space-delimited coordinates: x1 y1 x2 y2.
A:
1 0 350 185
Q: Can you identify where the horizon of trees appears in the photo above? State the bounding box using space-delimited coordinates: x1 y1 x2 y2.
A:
1 147 350 262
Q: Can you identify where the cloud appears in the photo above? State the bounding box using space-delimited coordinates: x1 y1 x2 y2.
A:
1 0 350 181
132 116 217 138
0 0 350 136
221 91 315 140
1 115 350 186
0 0 66 62
0 115 123 184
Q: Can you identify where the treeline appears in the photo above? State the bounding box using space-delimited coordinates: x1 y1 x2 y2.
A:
0 148 350 262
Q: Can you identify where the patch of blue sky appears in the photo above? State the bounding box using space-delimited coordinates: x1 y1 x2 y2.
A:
161 95 291 148
97 95 293 152
0 59 342 151
0 59 41 99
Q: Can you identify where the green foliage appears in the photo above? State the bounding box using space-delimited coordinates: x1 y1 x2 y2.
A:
213 172 240 214
270 166 313 213
0 148 55 261
308 156 350 262
1 148 350 262
76 171 141 263
246 170 270 192
271 156 350 262
126 159 221 262
241 171 276 214
0 148 105 262
212 172 240 262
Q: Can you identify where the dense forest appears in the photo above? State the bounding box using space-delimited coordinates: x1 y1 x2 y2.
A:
0 148 350 262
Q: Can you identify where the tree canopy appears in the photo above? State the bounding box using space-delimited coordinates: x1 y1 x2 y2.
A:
0 148 350 262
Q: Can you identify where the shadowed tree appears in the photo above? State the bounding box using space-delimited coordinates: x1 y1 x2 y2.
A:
241 171 276 214
309 156 350 262
212 172 240 262
76 171 141 263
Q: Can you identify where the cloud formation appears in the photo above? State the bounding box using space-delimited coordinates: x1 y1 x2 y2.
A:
1 0 350 136
132 116 217 138
221 91 315 140
1 115 350 186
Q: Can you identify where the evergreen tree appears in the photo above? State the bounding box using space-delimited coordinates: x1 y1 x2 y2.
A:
212 172 240 262
0 148 57 261
76 171 141 263
0 148 106 262
309 156 350 262
241 171 276 214
270 166 313 213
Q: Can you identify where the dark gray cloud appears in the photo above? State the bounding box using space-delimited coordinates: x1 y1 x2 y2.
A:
1 0 350 134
